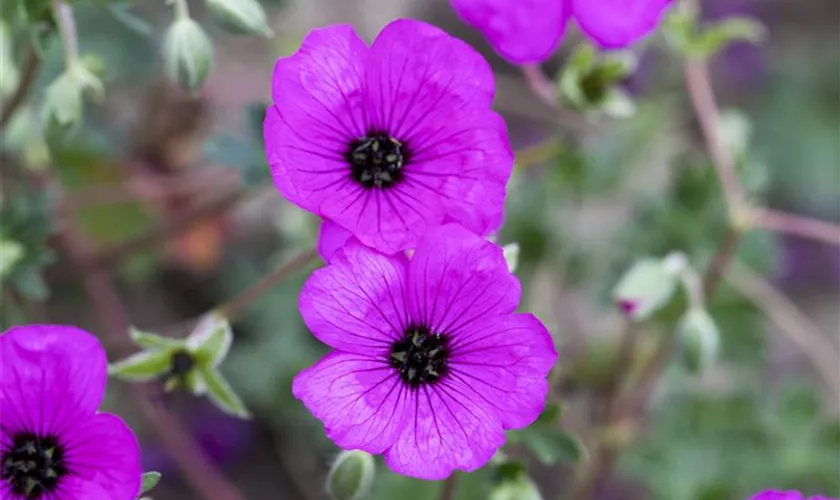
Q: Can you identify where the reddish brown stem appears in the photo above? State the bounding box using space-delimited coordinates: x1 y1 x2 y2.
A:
0 47 41 133
52 178 246 500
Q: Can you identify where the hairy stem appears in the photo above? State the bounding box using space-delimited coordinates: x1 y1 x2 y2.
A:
51 0 79 67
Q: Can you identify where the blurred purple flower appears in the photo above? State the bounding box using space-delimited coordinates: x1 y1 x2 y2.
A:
778 235 840 290
264 19 513 255
0 325 142 500
292 224 557 479
749 490 837 500
450 0 674 64
141 399 255 475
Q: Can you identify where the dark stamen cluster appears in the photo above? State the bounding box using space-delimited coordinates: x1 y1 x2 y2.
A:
156 349 195 390
347 134 406 189
1 432 67 498
390 325 449 388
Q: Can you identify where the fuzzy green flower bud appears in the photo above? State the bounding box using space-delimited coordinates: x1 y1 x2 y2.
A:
164 18 214 94
678 307 720 374
490 476 543 500
327 450 375 500
613 258 680 321
206 0 273 37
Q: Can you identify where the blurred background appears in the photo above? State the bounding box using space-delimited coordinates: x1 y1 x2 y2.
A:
1 0 838 499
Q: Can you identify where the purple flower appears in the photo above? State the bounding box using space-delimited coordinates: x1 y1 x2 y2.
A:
450 0 674 63
0 325 142 499
292 224 557 479
749 491 838 500
264 20 513 255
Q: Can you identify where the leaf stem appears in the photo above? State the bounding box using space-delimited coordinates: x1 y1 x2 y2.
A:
214 247 319 319
438 473 459 500
0 45 41 133
51 0 79 68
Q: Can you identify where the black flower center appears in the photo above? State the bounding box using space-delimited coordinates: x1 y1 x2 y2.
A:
1 432 67 498
170 350 195 377
389 325 449 388
347 134 406 189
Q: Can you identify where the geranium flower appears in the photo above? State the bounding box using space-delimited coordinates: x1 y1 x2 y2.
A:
749 491 837 500
292 224 557 479
0 325 142 499
450 0 674 63
264 19 513 255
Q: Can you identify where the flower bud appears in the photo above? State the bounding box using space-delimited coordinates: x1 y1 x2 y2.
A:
503 243 520 273
558 44 638 118
206 0 273 37
164 18 214 94
677 308 720 374
327 450 375 500
489 476 543 500
613 258 679 321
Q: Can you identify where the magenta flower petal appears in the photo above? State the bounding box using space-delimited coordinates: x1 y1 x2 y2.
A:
299 240 409 355
58 414 142 499
407 224 520 334
447 313 556 428
0 325 107 434
749 492 837 500
265 19 514 255
451 0 569 64
294 223 556 479
265 24 367 215
571 0 674 49
0 325 142 500
292 352 414 453
317 219 356 262
382 384 504 480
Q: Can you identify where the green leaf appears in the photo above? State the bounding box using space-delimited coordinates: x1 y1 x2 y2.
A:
198 365 251 419
184 367 208 395
0 239 25 279
516 427 586 465
14 266 49 301
693 17 767 56
187 313 233 367
130 327 185 350
613 258 680 321
139 471 161 495
535 402 564 426
109 349 175 381
108 4 153 38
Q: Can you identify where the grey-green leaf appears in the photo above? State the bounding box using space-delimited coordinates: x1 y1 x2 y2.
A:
187 313 233 367
130 327 185 350
517 428 587 465
109 349 175 381
198 365 251 419
139 471 161 495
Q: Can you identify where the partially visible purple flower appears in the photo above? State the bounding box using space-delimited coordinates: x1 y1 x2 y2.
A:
749 491 838 500
451 0 674 63
0 325 142 500
293 224 557 479
265 20 513 255
318 220 356 263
